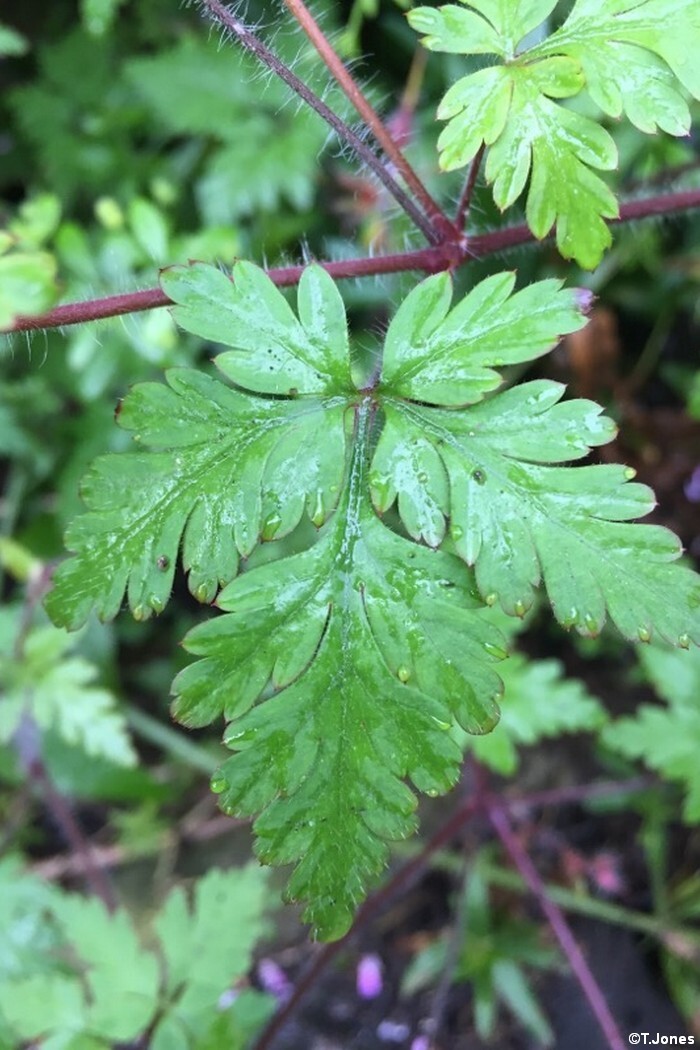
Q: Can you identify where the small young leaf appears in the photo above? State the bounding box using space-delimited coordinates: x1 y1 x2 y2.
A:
0 623 135 767
175 401 504 939
51 895 160 1041
409 0 700 266
153 867 270 1042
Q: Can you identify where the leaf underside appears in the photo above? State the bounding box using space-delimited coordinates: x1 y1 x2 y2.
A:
46 262 700 938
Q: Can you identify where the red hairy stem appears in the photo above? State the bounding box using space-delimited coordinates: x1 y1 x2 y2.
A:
281 0 457 241
455 143 486 230
6 186 700 334
6 246 459 332
198 0 440 244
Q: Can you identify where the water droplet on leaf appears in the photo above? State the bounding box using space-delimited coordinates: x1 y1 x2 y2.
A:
310 491 325 527
514 599 526 618
417 471 429 483
638 626 651 643
397 665 411 683
583 612 599 635
157 555 170 571
262 512 282 540
149 595 164 613
624 467 636 480
678 633 690 649
133 604 146 622
451 525 464 541
483 641 508 660
210 772 227 794
472 469 486 484
485 593 497 606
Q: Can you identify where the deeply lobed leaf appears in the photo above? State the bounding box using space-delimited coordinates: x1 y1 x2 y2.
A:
408 0 700 266
375 273 700 646
46 264 700 939
46 263 352 628
176 400 504 938
603 645 700 821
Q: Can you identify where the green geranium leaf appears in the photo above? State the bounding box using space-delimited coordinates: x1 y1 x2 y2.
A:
379 271 587 406
375 273 700 645
46 263 352 629
175 400 504 939
408 0 700 266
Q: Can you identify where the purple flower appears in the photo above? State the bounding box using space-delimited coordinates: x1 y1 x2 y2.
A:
356 953 383 999
684 466 700 504
257 958 292 1001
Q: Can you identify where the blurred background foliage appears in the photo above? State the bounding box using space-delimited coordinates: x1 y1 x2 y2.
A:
1 1 700 1047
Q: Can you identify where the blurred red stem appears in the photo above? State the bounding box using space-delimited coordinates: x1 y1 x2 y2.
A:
487 798 626 1050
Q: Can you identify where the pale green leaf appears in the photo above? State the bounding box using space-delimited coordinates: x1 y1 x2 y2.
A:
0 250 57 329
162 262 352 396
409 0 700 267
534 0 700 124
409 0 557 57
0 975 86 1041
602 645 700 821
380 396 700 641
375 299 700 644
603 704 700 822
51 896 160 1041
175 401 504 938
464 655 606 774
0 625 135 767
154 867 270 1037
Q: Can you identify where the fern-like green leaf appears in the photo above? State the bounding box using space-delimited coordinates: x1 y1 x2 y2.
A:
46 263 352 628
0 622 136 768
0 866 272 1049
408 0 700 266
175 399 504 939
375 272 700 644
125 35 326 220
602 645 700 821
46 263 700 940
463 654 606 775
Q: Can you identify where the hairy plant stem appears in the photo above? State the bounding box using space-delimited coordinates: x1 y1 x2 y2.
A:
487 798 626 1050
454 143 485 230
281 0 457 241
7 186 700 335
198 0 440 244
